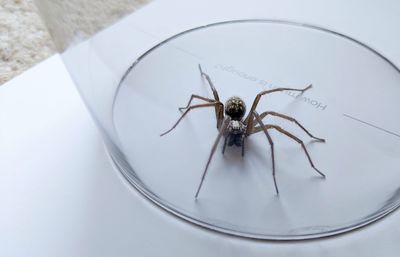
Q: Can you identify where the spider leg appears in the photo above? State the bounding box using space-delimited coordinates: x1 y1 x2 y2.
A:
178 94 215 112
250 111 325 142
198 64 221 102
195 117 231 199
178 94 224 128
245 85 312 135
222 135 229 154
241 134 246 157
252 111 279 194
160 102 223 136
198 64 225 129
261 124 326 178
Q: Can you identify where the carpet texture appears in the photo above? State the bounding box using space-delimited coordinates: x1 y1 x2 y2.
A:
0 0 150 85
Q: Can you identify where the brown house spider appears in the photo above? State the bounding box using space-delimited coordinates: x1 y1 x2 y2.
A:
161 64 325 198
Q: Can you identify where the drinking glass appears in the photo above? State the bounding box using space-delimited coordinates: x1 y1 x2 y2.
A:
34 0 400 240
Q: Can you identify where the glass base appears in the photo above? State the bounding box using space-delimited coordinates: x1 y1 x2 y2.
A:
112 20 400 240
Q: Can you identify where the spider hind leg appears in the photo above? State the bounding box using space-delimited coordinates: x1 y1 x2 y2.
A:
254 111 325 142
195 118 231 198
228 134 243 147
267 124 325 178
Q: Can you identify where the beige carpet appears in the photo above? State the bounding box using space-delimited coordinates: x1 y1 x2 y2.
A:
0 0 150 85
0 0 54 85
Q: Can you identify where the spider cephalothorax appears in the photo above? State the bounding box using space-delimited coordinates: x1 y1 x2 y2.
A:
161 64 325 198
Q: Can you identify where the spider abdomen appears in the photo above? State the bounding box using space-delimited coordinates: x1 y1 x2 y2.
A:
226 120 246 147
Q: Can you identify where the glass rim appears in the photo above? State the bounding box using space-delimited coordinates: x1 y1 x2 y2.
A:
112 19 400 241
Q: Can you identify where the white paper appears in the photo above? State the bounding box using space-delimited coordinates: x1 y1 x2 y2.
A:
1 0 400 256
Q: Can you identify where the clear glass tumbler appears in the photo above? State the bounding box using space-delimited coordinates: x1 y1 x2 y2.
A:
34 0 400 240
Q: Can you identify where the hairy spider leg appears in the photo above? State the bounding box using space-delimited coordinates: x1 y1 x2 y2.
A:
198 64 221 102
198 64 224 129
250 111 325 142
178 94 224 130
245 85 312 136
195 117 231 199
160 102 223 136
221 133 246 157
252 111 279 194
178 94 216 111
253 122 326 178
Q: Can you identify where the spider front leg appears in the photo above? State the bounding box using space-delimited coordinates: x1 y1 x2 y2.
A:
198 64 225 129
178 94 216 111
245 85 312 135
251 111 325 142
178 94 224 129
160 102 223 136
198 64 221 102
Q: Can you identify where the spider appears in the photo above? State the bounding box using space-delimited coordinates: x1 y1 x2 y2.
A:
161 64 325 198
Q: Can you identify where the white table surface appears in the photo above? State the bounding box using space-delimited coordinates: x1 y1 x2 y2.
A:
1 0 400 256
